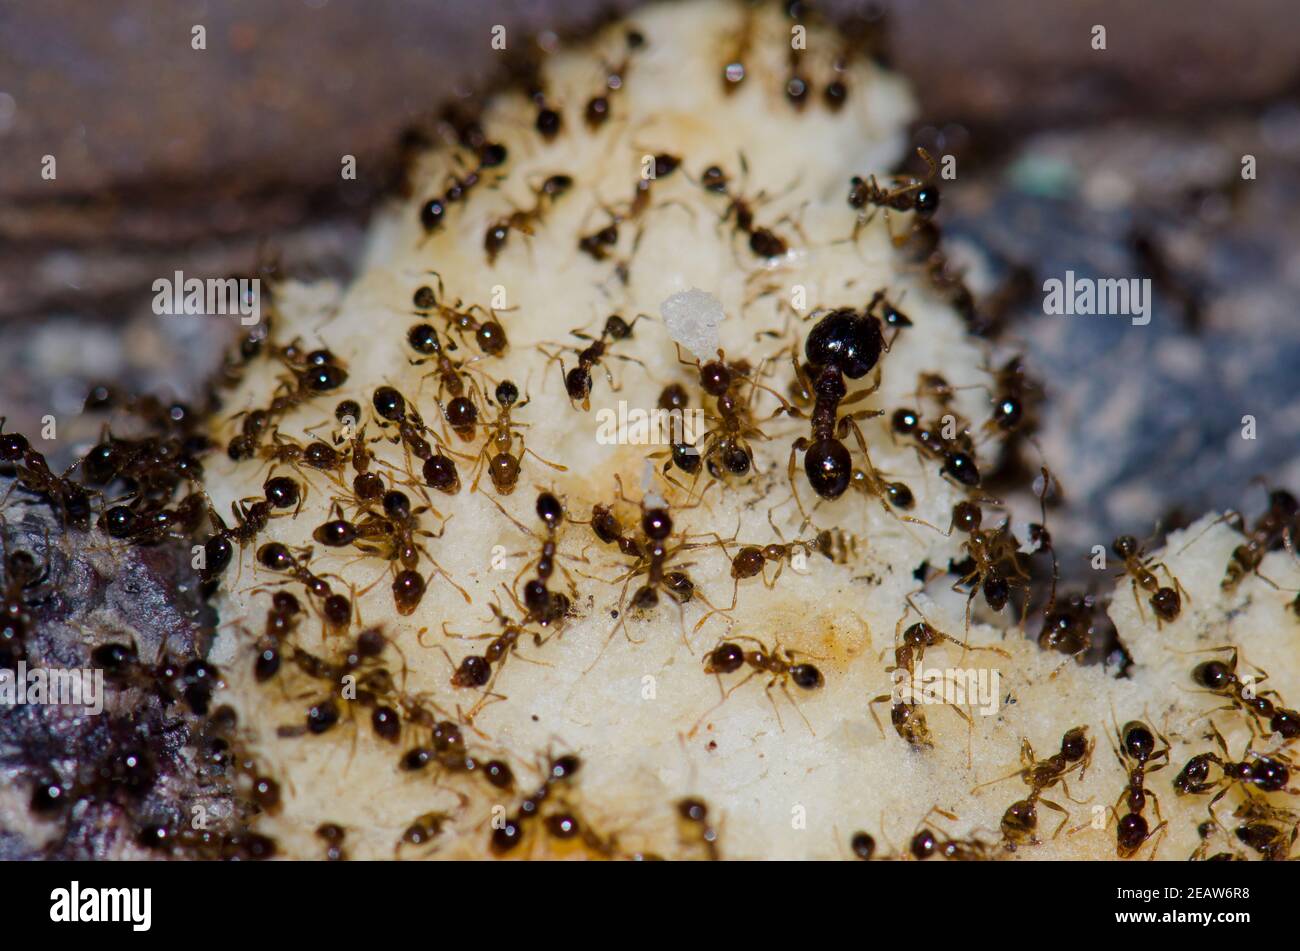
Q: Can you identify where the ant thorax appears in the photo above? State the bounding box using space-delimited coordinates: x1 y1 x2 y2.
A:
20 0 1296 864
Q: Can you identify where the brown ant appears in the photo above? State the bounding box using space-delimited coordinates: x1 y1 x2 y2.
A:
431 598 545 719
0 539 46 667
250 590 303 683
1214 488 1297 591
1189 647 1300 740
1111 533 1187 625
488 490 581 627
690 528 816 631
468 379 566 495
1230 799 1299 861
199 493 273 581
228 343 348 460
1109 719 1169 859
948 499 1031 633
1174 723 1297 823
352 489 468 613
908 808 1002 861
698 635 824 734
200 704 283 816
484 174 573 264
973 726 1093 847
410 270 510 355
405 329 482 443
847 148 939 241
719 2 754 95
584 51 632 129
869 598 1007 757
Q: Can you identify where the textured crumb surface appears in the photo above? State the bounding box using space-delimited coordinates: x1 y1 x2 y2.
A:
188 0 1300 860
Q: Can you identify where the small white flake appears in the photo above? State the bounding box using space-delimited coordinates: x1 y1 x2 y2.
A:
660 288 724 361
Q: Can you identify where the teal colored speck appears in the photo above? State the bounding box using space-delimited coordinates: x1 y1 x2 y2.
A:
1006 154 1078 199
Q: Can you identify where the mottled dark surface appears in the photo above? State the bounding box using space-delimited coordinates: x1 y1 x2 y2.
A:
0 493 225 859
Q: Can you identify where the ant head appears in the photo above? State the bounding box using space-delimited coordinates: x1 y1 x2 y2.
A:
536 492 563 527
1121 721 1155 761
1112 535 1138 559
951 501 981 533
494 379 520 407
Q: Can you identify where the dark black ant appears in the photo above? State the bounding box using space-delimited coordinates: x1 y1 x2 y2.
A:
484 174 573 264
698 159 789 259
410 271 510 355
543 313 644 411
847 148 939 241
417 141 508 234
889 407 981 487
973 726 1092 847
1112 534 1187 626
199 494 273 580
404 329 481 443
0 423 94 529
785 306 886 513
250 590 303 683
577 153 682 261
1110 720 1169 859
1189 647 1300 741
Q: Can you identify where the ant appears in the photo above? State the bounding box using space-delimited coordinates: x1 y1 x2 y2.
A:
410 271 510 355
847 148 939 241
484 174 573 264
973 726 1093 846
1112 534 1188 626
253 542 352 636
870 598 1007 756
1218 488 1297 591
949 500 1032 634
889 407 981 488
258 429 347 480
0 424 94 529
1189 647 1300 740
984 354 1039 435
200 704 283 816
1174 724 1296 822
228 343 348 459
719 2 754 95
0 540 46 667
583 50 633 129
405 329 481 443
785 306 887 513
469 380 566 495
199 494 273 581
250 590 304 683
677 797 721 860
908 821 1001 861
489 490 581 627
352 489 468 614
689 523 815 630
490 753 582 856
698 159 789 259
397 810 454 857
1109 719 1169 859
369 385 462 496
433 600 545 718
577 153 681 261
417 140 508 234
544 313 644 411
698 635 824 734
1230 799 1299 861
